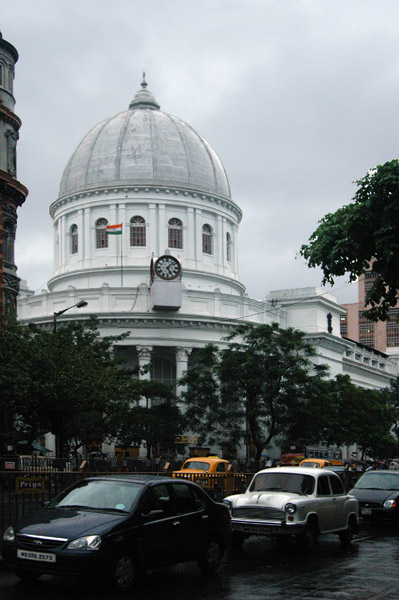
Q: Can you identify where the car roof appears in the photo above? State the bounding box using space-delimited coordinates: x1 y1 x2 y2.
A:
254 467 337 477
84 474 178 485
183 456 230 464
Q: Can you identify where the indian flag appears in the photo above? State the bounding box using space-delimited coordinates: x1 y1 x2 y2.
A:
106 223 122 235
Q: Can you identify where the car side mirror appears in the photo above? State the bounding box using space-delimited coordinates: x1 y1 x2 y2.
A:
142 509 165 522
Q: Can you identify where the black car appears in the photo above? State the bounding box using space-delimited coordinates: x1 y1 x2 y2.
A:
2 475 231 592
349 470 399 522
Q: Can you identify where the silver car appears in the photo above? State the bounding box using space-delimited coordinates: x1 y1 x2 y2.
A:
223 467 359 550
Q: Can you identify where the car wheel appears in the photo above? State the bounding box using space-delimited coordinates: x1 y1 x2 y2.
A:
297 521 318 551
197 537 223 572
339 517 355 547
110 553 136 593
231 531 246 548
15 569 42 582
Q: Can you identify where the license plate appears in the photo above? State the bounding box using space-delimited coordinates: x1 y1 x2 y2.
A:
361 508 372 515
17 549 56 563
234 524 271 534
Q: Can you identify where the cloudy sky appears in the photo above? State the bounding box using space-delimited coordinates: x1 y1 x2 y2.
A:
3 0 399 303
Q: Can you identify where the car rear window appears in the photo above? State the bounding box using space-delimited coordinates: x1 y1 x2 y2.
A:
182 461 209 470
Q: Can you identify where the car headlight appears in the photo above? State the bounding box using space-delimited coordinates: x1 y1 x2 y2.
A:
3 526 15 542
223 499 232 513
67 535 102 550
383 499 397 509
285 503 297 514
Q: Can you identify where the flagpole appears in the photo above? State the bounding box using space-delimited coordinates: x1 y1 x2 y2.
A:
121 225 123 287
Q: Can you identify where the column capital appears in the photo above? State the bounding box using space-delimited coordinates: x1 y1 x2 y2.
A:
137 346 153 362
176 347 192 362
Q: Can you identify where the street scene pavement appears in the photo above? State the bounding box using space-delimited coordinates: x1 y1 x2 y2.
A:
0 521 397 600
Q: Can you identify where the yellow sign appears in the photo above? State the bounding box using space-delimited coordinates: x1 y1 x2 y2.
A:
16 476 45 494
175 435 198 444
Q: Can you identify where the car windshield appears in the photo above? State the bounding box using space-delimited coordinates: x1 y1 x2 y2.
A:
354 472 399 491
49 480 143 512
300 462 321 468
182 461 209 471
249 472 315 495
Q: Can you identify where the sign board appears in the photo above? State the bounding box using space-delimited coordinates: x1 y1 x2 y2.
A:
175 435 198 445
16 476 45 494
4 461 16 470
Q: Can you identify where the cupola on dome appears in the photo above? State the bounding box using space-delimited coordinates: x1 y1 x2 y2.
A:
59 78 231 200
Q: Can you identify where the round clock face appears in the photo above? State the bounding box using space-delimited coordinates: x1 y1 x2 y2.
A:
154 255 181 280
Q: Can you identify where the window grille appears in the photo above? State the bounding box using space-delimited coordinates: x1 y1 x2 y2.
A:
340 315 347 337
70 224 78 254
96 218 108 249
168 218 183 249
202 224 212 255
359 312 374 347
387 309 399 347
130 216 146 246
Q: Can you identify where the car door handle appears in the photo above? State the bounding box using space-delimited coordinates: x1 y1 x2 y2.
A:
172 520 181 526
202 515 209 520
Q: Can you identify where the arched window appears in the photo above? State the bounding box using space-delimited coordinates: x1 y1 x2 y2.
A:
70 224 78 254
226 232 232 262
130 216 146 246
3 222 10 262
168 218 183 249
8 67 13 92
202 224 213 255
96 218 108 249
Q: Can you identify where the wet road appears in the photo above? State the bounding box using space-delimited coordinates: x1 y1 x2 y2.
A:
0 521 397 599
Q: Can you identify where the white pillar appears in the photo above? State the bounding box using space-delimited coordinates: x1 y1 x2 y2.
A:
137 346 153 381
176 347 191 398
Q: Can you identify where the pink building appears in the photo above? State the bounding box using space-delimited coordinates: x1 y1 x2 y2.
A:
342 271 399 359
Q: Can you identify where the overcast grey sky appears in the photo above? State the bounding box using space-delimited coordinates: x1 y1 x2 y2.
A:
3 0 399 304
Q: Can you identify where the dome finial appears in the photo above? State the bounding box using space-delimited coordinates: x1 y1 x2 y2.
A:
129 74 160 110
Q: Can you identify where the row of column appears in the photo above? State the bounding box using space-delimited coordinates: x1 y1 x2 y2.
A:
136 345 191 398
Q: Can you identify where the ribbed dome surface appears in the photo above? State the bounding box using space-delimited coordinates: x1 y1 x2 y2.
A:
59 83 231 199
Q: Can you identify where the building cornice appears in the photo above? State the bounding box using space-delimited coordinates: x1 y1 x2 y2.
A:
0 170 28 207
49 184 242 222
0 104 21 129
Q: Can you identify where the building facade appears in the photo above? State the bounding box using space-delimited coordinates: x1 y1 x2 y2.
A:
17 79 398 458
342 270 399 362
0 32 28 315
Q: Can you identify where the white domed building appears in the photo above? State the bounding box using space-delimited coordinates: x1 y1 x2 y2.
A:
18 79 398 458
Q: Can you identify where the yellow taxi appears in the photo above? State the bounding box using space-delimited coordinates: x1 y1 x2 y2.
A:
299 458 332 468
172 456 244 499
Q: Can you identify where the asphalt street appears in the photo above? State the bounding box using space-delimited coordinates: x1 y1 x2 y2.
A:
0 521 397 599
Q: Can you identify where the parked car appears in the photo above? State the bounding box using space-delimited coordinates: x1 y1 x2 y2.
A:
299 459 332 468
173 456 232 475
2 475 231 592
172 456 244 498
223 467 359 550
349 470 399 522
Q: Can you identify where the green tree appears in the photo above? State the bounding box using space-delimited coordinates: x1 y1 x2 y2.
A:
179 323 331 460
112 379 184 458
300 159 399 320
0 316 134 456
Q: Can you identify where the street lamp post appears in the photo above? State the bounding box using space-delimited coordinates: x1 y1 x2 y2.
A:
53 300 88 333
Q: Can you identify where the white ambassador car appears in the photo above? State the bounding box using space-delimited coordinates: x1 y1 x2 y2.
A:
223 467 359 550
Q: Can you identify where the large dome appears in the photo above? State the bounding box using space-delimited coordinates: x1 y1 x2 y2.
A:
59 79 231 200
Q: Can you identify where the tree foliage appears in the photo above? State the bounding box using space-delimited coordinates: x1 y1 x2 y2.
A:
179 323 331 460
300 159 399 320
0 316 134 455
112 380 185 458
